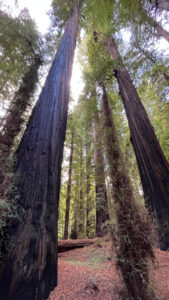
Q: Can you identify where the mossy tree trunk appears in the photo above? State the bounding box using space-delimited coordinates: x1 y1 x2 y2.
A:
0 3 79 300
101 83 155 300
106 37 169 250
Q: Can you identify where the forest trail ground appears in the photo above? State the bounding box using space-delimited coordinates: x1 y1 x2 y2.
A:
48 238 169 300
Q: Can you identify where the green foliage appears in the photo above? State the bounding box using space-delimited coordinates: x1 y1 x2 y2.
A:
0 8 41 101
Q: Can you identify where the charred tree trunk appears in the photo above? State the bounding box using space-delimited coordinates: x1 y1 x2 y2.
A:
0 55 42 195
106 37 169 250
64 130 74 240
92 110 109 237
0 3 79 300
101 83 155 300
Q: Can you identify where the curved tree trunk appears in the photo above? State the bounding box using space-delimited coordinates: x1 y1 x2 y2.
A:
106 37 169 250
92 109 109 237
101 83 155 300
0 3 79 300
0 55 42 195
64 130 74 240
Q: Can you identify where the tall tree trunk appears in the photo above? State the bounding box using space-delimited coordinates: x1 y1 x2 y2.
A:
0 55 42 196
0 3 79 300
86 136 92 238
106 37 169 250
64 130 74 240
77 139 86 238
92 109 109 237
101 83 155 300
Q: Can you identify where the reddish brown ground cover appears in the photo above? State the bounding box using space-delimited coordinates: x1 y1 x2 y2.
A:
48 239 169 300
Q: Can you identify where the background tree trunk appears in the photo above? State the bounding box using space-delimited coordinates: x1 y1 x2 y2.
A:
77 139 86 238
92 109 109 237
0 3 79 300
64 130 74 240
0 55 42 195
101 83 155 300
106 37 169 250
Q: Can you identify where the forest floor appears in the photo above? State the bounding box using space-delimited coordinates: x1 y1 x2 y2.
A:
48 237 169 300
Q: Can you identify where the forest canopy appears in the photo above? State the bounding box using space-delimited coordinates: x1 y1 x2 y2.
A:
0 0 169 299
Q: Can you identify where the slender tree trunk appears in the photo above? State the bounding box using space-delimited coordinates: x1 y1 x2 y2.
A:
101 83 155 300
0 55 42 195
64 130 74 240
92 109 109 237
0 3 79 300
85 123 93 237
77 139 86 238
106 37 169 250
86 138 92 237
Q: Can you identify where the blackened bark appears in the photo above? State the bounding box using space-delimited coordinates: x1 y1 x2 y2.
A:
0 3 79 300
92 110 109 237
64 130 74 240
101 83 155 300
0 55 42 195
106 37 169 250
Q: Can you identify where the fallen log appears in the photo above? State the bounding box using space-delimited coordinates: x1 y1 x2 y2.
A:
58 239 95 253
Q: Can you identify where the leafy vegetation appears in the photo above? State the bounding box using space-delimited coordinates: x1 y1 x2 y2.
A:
0 0 169 299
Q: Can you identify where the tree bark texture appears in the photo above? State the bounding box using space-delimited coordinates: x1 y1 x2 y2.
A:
0 55 42 196
64 130 74 240
0 4 79 300
106 37 169 250
92 110 109 237
101 83 155 300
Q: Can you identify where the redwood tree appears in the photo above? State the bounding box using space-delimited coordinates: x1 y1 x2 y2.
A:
101 82 155 299
0 55 42 196
92 107 109 236
106 36 169 250
0 2 79 299
64 129 74 240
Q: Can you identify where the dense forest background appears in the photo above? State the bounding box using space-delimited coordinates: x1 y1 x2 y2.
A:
0 0 169 299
